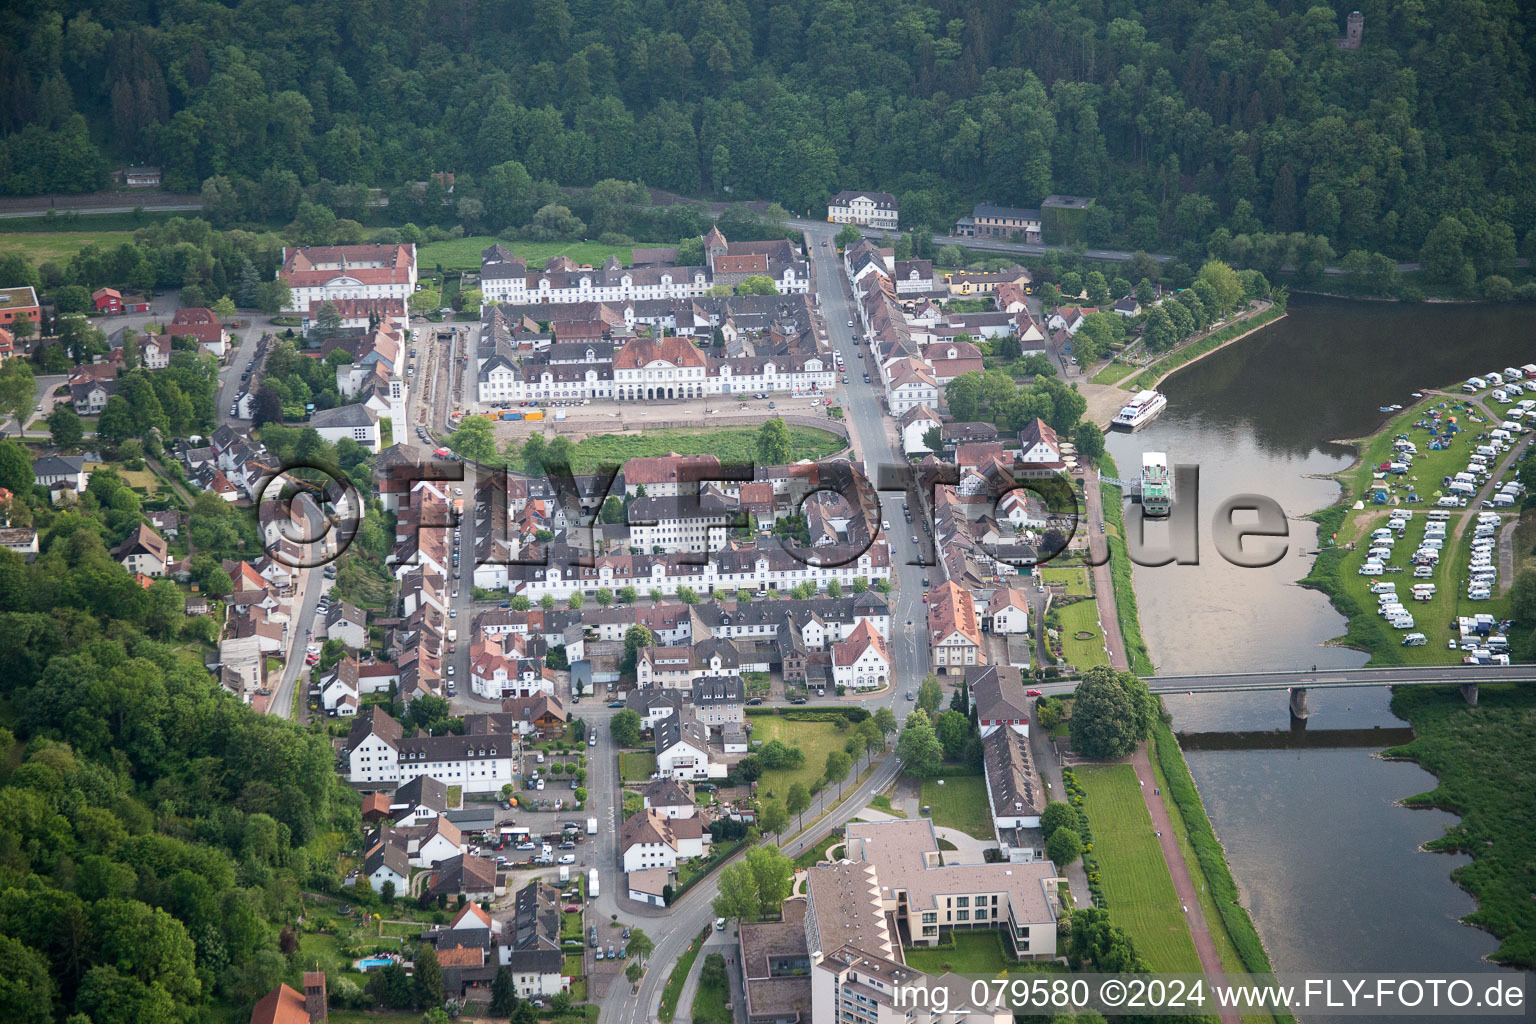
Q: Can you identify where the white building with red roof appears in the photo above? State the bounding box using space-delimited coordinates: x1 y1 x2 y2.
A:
279 243 418 316
831 619 892 690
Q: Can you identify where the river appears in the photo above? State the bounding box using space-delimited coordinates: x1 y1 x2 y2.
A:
1104 296 1526 1001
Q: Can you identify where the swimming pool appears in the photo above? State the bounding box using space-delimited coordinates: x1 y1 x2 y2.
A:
355 956 393 970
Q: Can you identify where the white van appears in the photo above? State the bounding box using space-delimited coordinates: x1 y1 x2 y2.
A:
1420 538 1443 550
1492 389 1508 403
1402 632 1428 646
1371 527 1393 540
1359 561 1384 576
1388 613 1415 630
1463 381 1482 394
1436 496 1461 508
1426 511 1451 521
1380 602 1405 618
1505 367 1523 382
1414 565 1435 578
1477 444 1498 457
1467 588 1492 601
1368 581 1396 594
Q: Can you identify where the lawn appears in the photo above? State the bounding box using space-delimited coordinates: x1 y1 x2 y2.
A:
563 953 584 976
792 832 844 869
1091 360 1140 386
0 229 137 264
562 912 584 941
868 794 904 817
690 953 730 1024
562 426 845 475
1041 566 1091 597
618 752 656 782
417 236 670 272
1055 599 1108 670
918 774 993 840
1075 764 1201 975
899 932 1037 975
749 717 849 802
658 930 706 1022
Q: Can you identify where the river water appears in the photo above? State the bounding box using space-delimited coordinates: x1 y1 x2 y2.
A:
1104 296 1528 996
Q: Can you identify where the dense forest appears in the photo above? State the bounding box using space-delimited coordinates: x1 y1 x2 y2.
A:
0 442 359 1023
2 0 1535 281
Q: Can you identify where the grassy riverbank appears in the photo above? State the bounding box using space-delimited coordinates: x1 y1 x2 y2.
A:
1124 304 1287 391
1301 389 1522 663
1096 455 1154 674
1151 719 1295 1024
1383 684 1536 968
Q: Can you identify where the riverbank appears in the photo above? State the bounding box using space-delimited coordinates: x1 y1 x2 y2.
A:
1300 386 1528 664
1381 684 1536 968
1089 302 1287 395
1094 454 1154 674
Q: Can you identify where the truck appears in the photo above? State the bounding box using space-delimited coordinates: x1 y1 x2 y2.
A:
586 817 598 835
588 868 599 898
559 865 570 883
447 629 457 643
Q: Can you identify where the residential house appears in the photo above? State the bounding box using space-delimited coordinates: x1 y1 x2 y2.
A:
983 726 1046 857
33 454 89 494
831 620 892 691
170 308 229 357
390 773 450 825
654 712 723 780
966 665 1031 737
115 523 169 577
70 378 115 415
345 707 516 794
885 360 939 416
0 526 38 556
363 842 409 894
984 589 1031 636
325 600 369 648
92 288 123 313
1113 296 1142 317
425 852 498 899
640 777 697 819
621 807 708 872
626 687 683 731
689 675 744 728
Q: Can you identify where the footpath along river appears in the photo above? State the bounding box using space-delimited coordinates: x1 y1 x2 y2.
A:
1103 296 1530 1008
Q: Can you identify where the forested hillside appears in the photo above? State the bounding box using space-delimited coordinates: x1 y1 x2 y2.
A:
0 444 360 1023
2 0 1535 272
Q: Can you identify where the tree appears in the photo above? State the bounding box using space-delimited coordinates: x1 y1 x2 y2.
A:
785 782 811 827
47 405 83 446
895 709 944 777
626 961 644 984
835 224 862 249
756 417 791 465
1046 826 1082 866
609 709 642 747
447 416 498 464
872 706 897 740
735 275 778 295
1040 802 1079 840
857 718 884 759
1510 565 1536 622
823 750 852 793
315 300 342 332
0 359 35 426
934 709 970 761
1068 666 1155 759
627 927 654 963
0 934 53 1024
746 846 794 913
1073 421 1105 463
915 675 942 715
1420 216 1475 289
922 426 943 453
712 862 760 921
760 800 789 840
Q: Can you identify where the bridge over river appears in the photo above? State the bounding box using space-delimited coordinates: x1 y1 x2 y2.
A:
1142 664 1533 718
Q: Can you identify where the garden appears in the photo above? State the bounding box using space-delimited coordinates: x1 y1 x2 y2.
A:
918 773 993 840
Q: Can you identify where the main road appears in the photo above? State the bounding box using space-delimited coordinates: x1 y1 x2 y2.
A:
601 219 933 1024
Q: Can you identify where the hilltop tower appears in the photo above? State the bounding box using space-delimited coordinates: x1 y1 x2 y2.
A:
1337 10 1363 49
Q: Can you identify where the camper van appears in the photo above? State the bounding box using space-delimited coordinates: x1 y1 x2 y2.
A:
1359 561 1384 576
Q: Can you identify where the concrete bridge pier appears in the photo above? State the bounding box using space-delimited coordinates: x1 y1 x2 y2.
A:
1461 683 1479 706
1288 687 1309 721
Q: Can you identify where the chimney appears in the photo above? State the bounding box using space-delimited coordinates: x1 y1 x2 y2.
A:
303 971 327 1021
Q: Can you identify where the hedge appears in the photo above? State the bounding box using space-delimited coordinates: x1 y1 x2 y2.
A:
1151 719 1297 1024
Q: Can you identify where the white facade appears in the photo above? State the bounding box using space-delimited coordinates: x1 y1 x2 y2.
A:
828 192 899 230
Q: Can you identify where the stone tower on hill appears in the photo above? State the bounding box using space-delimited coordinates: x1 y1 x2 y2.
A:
1337 10 1363 49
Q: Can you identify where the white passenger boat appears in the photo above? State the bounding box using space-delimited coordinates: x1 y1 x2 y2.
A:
1112 389 1167 430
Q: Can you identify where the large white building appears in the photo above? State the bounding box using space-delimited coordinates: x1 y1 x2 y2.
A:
309 403 382 453
827 190 899 230
345 708 517 794
620 807 707 872
279 244 418 315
